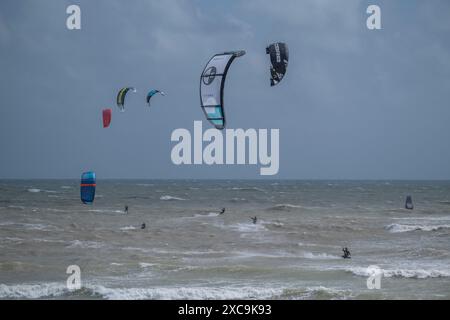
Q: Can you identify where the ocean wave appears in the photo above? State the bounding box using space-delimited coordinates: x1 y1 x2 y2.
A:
392 216 450 221
230 187 266 193
0 222 58 232
7 205 26 210
280 286 352 300
300 252 340 260
0 282 350 300
120 226 137 231
0 237 23 244
267 204 303 211
160 195 187 201
32 238 66 244
193 212 220 218
27 188 57 194
67 240 105 249
230 197 247 202
91 285 281 300
139 263 154 268
88 209 125 214
60 186 72 189
347 266 450 279
386 223 450 233
0 282 68 299
226 222 268 233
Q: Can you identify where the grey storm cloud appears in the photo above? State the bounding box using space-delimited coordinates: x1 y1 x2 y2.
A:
0 0 449 179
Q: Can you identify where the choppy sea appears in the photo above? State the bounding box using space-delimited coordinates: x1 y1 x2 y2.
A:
0 180 449 299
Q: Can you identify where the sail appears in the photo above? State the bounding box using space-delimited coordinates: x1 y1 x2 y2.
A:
266 42 289 86
80 171 96 204
405 195 414 210
116 87 137 112
102 108 112 128
200 50 245 129
146 89 165 107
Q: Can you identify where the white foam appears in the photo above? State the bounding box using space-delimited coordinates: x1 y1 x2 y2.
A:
88 209 125 214
67 240 105 249
120 226 137 231
139 262 154 268
27 188 41 193
160 195 187 201
300 252 341 260
91 285 282 300
347 266 450 279
227 222 268 233
193 212 219 218
0 222 57 231
0 282 350 300
0 282 68 299
231 187 266 192
0 237 23 243
386 223 450 233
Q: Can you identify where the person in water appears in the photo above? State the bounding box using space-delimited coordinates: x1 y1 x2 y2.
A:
251 216 257 224
219 208 225 215
141 223 146 230
342 247 351 259
124 205 128 214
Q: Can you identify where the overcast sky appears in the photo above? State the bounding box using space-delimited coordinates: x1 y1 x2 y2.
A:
0 0 449 179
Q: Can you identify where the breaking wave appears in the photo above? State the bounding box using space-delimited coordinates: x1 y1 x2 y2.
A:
347 266 450 279
0 282 350 300
386 223 450 233
160 195 187 201
268 204 303 211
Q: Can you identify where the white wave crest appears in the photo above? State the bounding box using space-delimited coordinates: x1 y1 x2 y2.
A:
268 204 303 211
120 226 137 231
193 212 219 218
67 240 105 249
347 266 450 279
300 252 341 260
160 195 186 201
386 223 450 233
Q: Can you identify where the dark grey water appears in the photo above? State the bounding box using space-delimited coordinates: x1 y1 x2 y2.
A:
0 180 449 299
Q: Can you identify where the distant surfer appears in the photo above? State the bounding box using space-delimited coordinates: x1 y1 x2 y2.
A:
124 205 129 214
405 196 414 210
219 208 225 215
342 247 351 259
251 216 257 224
141 223 146 230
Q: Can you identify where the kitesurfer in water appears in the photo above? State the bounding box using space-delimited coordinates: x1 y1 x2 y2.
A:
141 223 146 230
251 216 257 224
219 208 225 215
342 247 351 259
124 205 128 214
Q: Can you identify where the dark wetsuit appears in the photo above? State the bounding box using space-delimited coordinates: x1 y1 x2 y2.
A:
342 248 351 259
